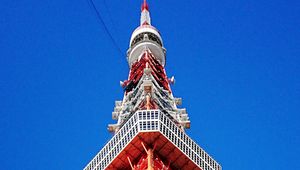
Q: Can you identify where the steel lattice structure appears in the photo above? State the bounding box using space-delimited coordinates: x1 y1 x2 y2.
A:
84 1 221 169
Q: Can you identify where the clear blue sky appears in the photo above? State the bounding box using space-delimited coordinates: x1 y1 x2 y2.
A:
0 0 299 169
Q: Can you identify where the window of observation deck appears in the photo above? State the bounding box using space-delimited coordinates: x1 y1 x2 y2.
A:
131 32 162 47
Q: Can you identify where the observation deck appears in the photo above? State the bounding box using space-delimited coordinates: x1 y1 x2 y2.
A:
84 110 221 170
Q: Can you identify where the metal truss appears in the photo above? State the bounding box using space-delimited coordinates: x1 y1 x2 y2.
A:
84 110 221 170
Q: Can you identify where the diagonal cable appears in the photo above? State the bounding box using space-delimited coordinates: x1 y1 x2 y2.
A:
87 0 124 56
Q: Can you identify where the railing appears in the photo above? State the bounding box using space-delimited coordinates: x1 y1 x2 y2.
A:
84 110 221 170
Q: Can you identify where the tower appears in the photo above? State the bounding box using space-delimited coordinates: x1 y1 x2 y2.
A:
84 1 221 169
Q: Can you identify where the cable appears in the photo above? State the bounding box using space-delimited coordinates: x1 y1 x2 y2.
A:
103 0 120 43
87 0 125 56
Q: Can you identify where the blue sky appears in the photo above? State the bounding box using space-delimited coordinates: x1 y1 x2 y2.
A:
0 0 299 169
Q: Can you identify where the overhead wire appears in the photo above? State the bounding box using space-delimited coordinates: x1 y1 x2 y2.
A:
86 0 125 56
103 0 116 31
103 0 121 47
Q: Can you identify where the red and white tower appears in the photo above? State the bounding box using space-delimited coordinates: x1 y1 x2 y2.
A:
84 1 221 169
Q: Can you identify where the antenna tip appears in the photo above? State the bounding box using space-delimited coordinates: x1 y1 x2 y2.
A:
141 0 149 11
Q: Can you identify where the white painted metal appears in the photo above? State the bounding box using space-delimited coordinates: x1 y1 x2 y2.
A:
127 3 165 67
140 9 151 25
127 42 166 67
84 110 221 170
110 61 190 132
129 26 162 46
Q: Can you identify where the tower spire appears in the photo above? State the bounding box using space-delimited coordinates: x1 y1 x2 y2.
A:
140 0 151 25
141 0 149 11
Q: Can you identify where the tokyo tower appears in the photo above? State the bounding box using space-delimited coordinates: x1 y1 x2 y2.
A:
84 1 221 169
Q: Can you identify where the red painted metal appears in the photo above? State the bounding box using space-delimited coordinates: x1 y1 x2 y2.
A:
141 0 149 11
138 99 158 110
142 21 150 26
106 132 201 170
132 153 170 170
125 50 171 93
